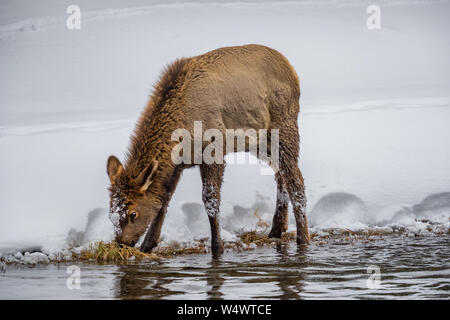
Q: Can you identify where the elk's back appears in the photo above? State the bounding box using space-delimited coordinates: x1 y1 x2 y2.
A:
181 44 300 131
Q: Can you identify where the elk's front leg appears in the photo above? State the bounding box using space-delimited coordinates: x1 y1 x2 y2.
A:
140 166 183 252
200 164 225 258
140 208 166 252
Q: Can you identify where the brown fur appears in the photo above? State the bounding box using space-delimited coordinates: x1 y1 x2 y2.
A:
107 44 309 256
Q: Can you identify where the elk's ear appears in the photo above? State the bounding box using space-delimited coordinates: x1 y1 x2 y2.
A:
107 155 123 183
135 160 159 193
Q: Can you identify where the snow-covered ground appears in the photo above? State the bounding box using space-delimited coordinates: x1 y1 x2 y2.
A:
0 0 449 261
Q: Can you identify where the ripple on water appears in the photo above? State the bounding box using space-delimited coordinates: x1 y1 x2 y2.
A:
0 236 448 299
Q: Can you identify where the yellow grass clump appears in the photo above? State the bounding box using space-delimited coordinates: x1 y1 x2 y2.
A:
157 245 207 257
239 230 273 246
78 241 160 263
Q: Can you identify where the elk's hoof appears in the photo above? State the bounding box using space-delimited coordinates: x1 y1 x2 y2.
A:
268 228 282 239
296 231 310 245
211 241 224 258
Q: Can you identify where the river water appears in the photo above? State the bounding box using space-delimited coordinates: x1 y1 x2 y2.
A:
1 236 448 299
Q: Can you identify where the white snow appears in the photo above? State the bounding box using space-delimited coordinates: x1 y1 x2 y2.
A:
0 0 449 263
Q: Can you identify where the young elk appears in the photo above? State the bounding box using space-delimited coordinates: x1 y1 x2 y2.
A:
106 44 309 258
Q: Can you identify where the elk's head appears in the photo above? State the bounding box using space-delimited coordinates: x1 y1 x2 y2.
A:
106 155 161 247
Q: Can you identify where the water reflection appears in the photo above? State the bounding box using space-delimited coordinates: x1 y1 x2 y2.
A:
114 243 313 299
206 259 225 300
0 237 447 299
112 236 449 300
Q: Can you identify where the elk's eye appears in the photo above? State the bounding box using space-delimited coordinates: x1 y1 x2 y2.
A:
130 212 137 221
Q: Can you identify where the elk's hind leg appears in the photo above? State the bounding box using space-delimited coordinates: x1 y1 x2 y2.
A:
200 164 225 258
268 172 289 238
277 121 310 245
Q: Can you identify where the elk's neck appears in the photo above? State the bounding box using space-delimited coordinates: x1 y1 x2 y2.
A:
124 99 185 181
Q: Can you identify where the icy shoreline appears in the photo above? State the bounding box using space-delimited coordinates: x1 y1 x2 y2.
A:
1 191 448 266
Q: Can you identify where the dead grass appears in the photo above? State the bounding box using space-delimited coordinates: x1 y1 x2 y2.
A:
237 230 296 248
73 211 429 264
77 239 210 262
76 227 401 263
156 243 207 257
78 241 160 262
239 230 274 246
254 208 270 229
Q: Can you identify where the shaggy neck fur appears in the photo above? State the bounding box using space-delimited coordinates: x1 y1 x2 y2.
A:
123 58 191 188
